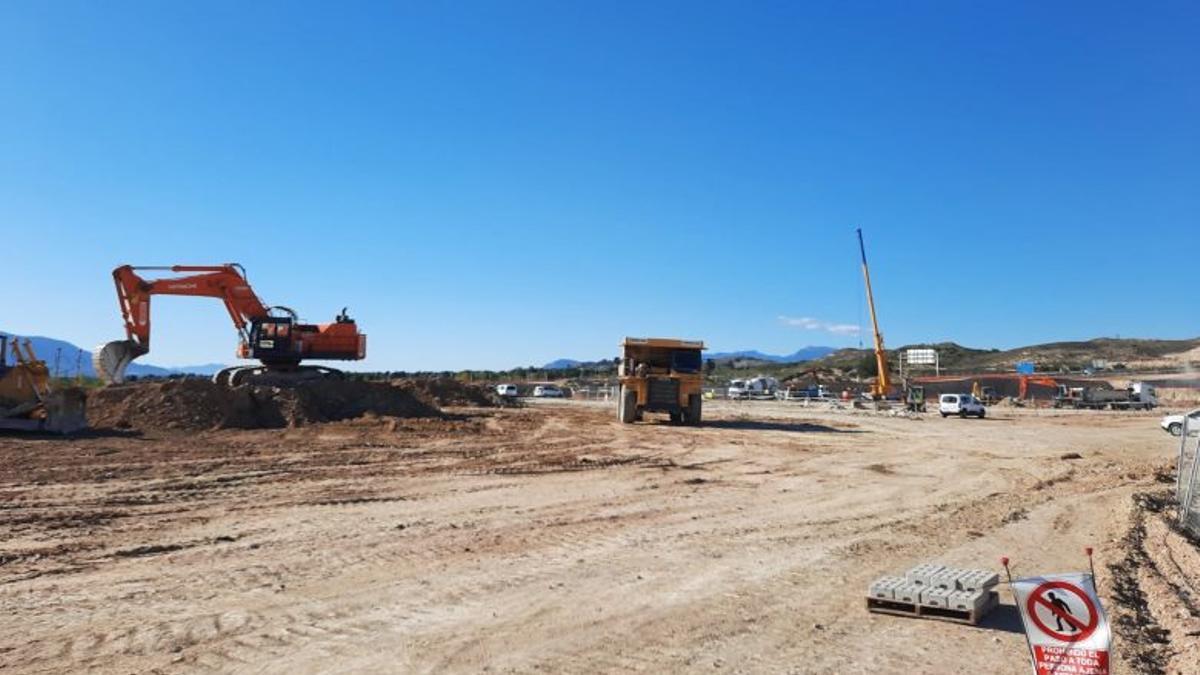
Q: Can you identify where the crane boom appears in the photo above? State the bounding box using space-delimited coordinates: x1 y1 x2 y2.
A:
857 229 891 398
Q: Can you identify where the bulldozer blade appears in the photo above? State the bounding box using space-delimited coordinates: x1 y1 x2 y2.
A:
43 388 87 433
0 390 86 434
93 340 144 384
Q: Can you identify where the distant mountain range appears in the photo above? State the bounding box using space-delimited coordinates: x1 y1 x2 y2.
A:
705 346 836 363
0 331 226 378
543 346 836 370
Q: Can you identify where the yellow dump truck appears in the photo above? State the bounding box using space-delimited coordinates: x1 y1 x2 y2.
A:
617 337 705 425
0 335 87 434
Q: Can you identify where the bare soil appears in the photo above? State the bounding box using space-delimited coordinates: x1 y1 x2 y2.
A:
2 399 1197 674
87 379 440 431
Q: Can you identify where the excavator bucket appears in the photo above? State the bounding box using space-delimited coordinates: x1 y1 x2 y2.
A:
93 340 145 384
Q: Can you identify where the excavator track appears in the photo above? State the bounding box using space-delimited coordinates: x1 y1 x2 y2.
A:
213 365 345 388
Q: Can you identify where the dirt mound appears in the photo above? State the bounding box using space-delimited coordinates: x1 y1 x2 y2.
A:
88 379 441 431
394 378 514 407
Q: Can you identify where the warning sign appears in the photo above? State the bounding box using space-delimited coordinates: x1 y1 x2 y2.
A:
1012 573 1110 675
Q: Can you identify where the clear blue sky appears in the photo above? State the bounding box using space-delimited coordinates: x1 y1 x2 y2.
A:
2 1 1196 371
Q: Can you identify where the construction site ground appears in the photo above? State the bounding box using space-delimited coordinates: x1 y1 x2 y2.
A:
2 399 1197 674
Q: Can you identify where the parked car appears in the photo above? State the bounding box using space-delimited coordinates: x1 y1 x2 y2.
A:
533 385 564 398
939 393 986 418
1161 409 1200 436
496 384 519 398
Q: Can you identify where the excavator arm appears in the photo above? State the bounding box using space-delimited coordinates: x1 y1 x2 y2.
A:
111 264 269 353
96 264 271 383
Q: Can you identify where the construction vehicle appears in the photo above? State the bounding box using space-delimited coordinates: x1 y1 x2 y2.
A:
1018 375 1059 400
0 334 87 433
905 384 927 412
971 381 1000 405
1053 382 1157 410
857 228 892 399
94 264 366 386
617 337 704 425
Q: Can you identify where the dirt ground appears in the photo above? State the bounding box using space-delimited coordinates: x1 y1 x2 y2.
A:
2 399 1197 674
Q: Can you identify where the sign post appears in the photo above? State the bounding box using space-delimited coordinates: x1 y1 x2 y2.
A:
1010 570 1111 675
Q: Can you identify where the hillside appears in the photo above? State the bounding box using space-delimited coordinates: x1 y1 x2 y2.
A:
807 337 1200 375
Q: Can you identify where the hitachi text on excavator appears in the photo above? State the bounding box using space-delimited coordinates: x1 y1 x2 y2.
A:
94 264 366 386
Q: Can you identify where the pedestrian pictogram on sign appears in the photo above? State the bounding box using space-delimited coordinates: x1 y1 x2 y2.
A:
1011 572 1111 675
1026 580 1099 642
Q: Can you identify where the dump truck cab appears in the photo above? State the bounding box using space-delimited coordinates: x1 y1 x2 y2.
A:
617 337 705 425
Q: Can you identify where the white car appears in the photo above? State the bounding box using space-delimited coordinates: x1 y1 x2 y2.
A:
939 393 986 418
533 385 564 398
727 379 749 399
1161 409 1200 436
496 384 519 398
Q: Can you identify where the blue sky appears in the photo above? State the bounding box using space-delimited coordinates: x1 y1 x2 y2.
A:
1 1 1196 371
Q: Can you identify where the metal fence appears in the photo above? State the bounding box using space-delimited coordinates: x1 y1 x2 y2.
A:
1177 415 1200 536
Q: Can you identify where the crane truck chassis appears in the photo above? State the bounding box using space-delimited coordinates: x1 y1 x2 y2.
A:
94 264 366 386
1053 382 1157 410
617 338 705 425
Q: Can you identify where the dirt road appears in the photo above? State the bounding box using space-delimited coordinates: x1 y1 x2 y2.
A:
2 400 1196 673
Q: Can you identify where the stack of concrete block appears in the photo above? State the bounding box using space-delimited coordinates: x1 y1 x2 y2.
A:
866 562 999 622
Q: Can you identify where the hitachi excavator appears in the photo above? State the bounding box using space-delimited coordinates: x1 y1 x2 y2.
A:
94 264 366 386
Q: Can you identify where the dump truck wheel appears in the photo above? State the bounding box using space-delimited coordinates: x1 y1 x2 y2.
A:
619 387 637 424
669 412 682 424
687 394 702 426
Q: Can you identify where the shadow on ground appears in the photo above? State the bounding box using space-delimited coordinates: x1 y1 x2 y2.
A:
0 427 143 440
698 420 862 433
976 602 1025 635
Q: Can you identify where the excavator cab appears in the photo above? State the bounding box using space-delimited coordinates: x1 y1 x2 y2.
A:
245 316 298 363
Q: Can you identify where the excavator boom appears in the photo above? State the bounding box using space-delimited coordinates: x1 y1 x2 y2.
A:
95 264 366 384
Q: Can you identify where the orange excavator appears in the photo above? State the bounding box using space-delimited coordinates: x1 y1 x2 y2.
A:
94 264 366 386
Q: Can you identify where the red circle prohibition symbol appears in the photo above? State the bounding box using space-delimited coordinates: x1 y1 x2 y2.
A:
1026 580 1099 642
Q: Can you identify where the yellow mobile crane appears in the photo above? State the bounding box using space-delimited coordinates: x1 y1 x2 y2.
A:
857 228 891 399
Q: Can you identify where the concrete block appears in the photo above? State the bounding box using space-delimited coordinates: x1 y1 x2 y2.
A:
948 588 987 613
956 569 999 592
868 576 907 601
904 562 946 586
920 586 954 608
894 582 923 604
930 567 967 590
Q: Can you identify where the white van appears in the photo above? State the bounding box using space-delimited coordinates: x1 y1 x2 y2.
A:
939 393 986 418
496 384 519 398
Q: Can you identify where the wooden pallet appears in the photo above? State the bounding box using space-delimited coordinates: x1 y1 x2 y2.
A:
866 590 999 625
